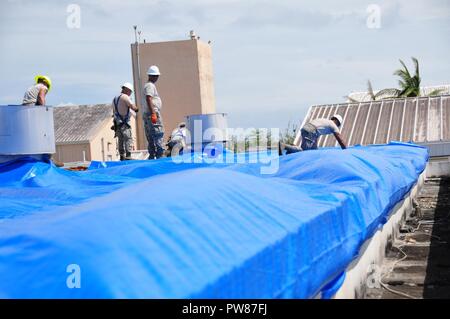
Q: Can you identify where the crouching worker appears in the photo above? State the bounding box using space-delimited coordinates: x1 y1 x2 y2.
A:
112 83 138 161
279 115 347 155
22 75 51 106
165 122 187 157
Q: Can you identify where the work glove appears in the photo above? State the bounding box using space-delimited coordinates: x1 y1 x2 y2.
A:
151 113 158 124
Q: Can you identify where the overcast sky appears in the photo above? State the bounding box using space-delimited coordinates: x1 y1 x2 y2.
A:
1 0 449 129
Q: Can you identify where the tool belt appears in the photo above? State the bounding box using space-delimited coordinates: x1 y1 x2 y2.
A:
111 120 131 137
115 120 130 129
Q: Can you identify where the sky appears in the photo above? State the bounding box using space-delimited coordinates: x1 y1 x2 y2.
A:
0 0 449 130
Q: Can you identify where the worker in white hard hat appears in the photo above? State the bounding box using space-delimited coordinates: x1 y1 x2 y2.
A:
279 114 347 155
143 65 165 159
22 75 52 106
112 82 139 161
165 122 187 157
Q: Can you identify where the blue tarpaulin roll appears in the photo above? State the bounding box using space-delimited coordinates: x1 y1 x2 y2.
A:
0 142 428 298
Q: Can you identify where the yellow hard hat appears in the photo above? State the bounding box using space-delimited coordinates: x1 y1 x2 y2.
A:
35 75 52 91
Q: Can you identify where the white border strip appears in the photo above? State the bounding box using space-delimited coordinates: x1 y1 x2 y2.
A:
331 169 427 299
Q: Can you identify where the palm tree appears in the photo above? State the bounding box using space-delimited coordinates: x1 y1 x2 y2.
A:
391 57 445 97
347 57 445 102
346 80 398 102
394 57 420 97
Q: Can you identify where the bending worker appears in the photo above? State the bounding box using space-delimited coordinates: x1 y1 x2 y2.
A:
143 65 165 160
165 122 187 157
112 82 138 161
279 115 347 155
22 75 51 106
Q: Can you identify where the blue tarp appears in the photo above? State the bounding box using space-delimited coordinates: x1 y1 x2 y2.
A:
0 142 428 298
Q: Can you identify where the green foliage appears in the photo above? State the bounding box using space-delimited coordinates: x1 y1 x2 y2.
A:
280 121 298 145
348 58 445 102
394 57 421 97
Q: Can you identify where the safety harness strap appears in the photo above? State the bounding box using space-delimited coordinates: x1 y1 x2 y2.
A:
113 94 130 124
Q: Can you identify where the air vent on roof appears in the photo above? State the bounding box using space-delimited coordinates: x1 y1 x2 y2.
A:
186 113 228 153
0 105 55 162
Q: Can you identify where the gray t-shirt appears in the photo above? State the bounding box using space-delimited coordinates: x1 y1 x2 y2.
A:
22 83 48 105
143 82 162 114
308 118 340 136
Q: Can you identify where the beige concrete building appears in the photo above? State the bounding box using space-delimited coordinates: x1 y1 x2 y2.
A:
131 38 216 150
53 104 137 163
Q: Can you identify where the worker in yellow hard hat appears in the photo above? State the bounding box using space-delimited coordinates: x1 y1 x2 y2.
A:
22 75 52 106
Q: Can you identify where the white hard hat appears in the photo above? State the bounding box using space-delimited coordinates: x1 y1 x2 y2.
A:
147 65 161 75
122 82 134 92
332 114 343 127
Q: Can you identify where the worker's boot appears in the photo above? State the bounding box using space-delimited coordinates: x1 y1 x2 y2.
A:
123 152 133 161
120 154 125 161
278 141 286 156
